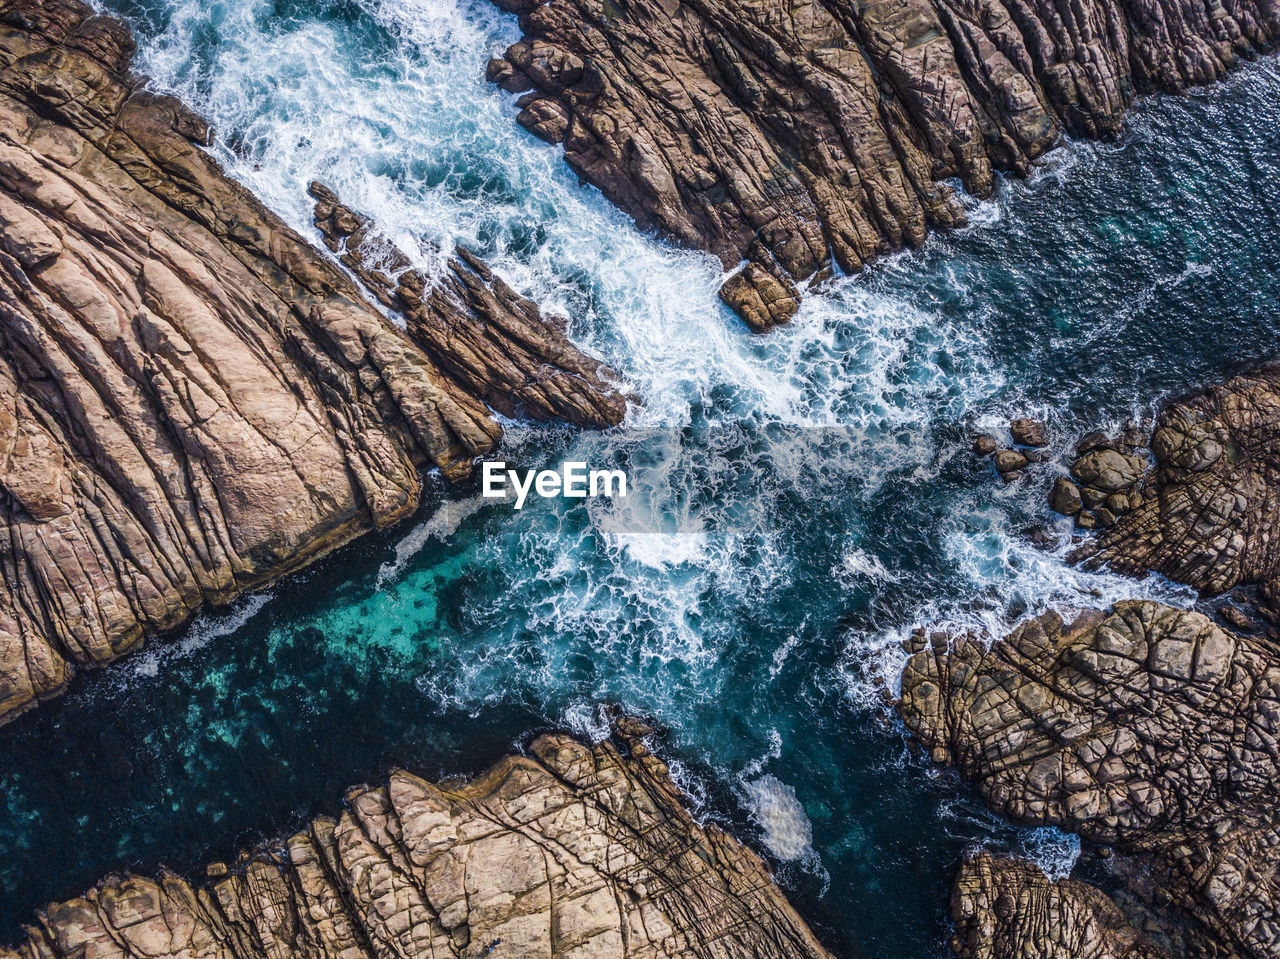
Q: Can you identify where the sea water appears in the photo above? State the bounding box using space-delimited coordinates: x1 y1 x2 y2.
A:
2 1 1280 954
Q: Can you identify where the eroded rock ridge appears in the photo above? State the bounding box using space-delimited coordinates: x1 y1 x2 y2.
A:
0 0 619 724
2 721 835 959
900 601 1280 958
486 0 1278 327
310 182 627 429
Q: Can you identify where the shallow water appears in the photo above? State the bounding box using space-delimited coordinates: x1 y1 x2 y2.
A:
3 1 1280 954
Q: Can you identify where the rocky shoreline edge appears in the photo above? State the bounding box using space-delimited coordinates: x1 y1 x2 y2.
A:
0 0 625 725
483 0 1278 328
894 360 1280 958
0 718 835 959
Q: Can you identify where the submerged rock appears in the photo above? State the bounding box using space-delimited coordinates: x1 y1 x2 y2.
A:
0 722 835 959
484 0 1278 327
0 0 616 723
899 601 1280 959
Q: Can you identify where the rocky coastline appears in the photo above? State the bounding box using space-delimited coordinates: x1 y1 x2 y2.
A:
0 720 835 959
906 361 1280 958
0 0 623 724
483 0 1279 327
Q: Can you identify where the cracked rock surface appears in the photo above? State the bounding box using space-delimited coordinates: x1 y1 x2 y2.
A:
1072 362 1280 602
0 0 611 724
0 721 835 959
310 182 627 430
950 853 1169 959
899 601 1280 959
485 0 1278 327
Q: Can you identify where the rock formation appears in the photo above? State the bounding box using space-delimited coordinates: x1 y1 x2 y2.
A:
950 853 1169 959
1066 364 1280 605
899 601 1280 959
973 418 1049 483
310 183 626 429
484 0 1278 327
0 0 622 723
1 720 835 959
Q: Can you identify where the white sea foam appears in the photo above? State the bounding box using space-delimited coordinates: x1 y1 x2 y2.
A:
1019 826 1082 881
376 495 488 588
131 591 273 678
742 774 815 861
838 549 896 583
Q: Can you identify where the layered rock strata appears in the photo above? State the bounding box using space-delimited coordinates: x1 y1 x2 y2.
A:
484 0 1279 327
0 0 616 723
1 721 835 959
310 183 626 429
899 601 1280 959
950 853 1169 959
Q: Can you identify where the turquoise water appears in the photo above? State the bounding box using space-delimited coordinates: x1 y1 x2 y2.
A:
2 1 1280 954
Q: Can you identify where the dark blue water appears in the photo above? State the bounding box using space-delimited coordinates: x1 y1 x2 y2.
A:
3 1 1280 954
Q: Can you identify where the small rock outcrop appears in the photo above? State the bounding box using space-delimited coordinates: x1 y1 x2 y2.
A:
899 601 1280 959
1049 430 1150 531
1070 363 1280 600
485 0 1278 327
973 418 1049 483
951 853 1169 959
1 721 835 959
0 0 618 723
310 183 627 429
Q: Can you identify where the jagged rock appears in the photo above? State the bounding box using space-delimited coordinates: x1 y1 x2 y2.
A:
309 183 627 429
485 0 1278 327
1010 419 1048 449
1073 450 1146 494
0 0 608 723
1 722 835 959
1074 363 1280 599
951 853 1169 959
899 601 1280 959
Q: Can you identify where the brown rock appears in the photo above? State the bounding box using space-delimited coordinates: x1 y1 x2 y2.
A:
310 184 627 429
0 0 613 723
485 0 1278 327
900 602 1280 959
974 435 999 457
4 724 835 959
994 450 1029 473
1075 363 1280 598
1050 478 1083 516
951 854 1169 959
1010 419 1049 448
1073 450 1145 493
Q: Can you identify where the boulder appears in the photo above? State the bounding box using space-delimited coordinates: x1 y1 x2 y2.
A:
1050 478 1083 516
1010 419 1049 448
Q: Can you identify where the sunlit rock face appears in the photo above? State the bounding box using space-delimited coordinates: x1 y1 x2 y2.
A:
0 0 622 724
0 721 835 959
900 602 1280 959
